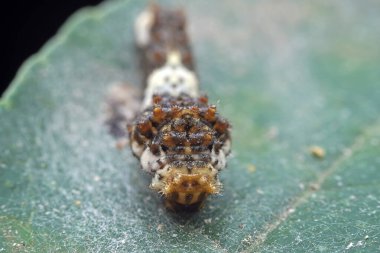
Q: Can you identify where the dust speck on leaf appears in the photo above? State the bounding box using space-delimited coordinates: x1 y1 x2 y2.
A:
343 148 353 157
246 164 256 173
346 242 354 250
309 145 325 158
356 241 363 247
256 188 264 195
156 224 164 232
345 239 366 250
266 126 279 139
204 218 212 224
241 235 254 246
309 183 319 191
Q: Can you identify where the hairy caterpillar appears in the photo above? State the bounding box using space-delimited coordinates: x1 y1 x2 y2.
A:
128 4 231 210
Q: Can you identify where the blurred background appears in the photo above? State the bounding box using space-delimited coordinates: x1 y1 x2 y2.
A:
0 0 103 96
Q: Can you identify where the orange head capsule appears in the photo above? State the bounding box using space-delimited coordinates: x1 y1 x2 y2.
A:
151 166 220 210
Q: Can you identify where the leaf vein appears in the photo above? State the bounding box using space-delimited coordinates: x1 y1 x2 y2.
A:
239 122 379 252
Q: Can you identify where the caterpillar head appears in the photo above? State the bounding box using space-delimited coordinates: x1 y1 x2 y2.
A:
151 165 221 209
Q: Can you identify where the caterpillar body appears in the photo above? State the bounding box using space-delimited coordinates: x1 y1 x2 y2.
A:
129 5 231 210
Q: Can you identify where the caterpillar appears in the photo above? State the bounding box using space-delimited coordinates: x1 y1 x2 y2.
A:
128 4 231 210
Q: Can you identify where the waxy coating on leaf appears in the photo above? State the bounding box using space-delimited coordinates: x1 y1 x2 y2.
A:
129 4 231 210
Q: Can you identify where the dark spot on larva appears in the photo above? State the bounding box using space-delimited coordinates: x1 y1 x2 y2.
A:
178 76 184 83
184 123 191 132
213 160 219 166
164 76 170 83
158 174 163 181
171 83 178 88
161 145 169 152
182 181 189 188
185 193 193 204
150 143 160 155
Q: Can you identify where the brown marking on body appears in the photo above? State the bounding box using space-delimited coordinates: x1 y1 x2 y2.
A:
137 120 153 137
153 106 166 122
149 142 160 155
162 133 176 147
152 94 163 104
204 105 216 121
198 95 208 104
214 119 229 134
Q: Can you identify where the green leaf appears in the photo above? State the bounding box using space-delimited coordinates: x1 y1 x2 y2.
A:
1 0 380 252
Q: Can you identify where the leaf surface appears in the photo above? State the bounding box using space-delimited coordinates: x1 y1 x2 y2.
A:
1 0 380 252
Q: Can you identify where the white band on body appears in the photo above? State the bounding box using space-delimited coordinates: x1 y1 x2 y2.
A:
143 51 199 108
